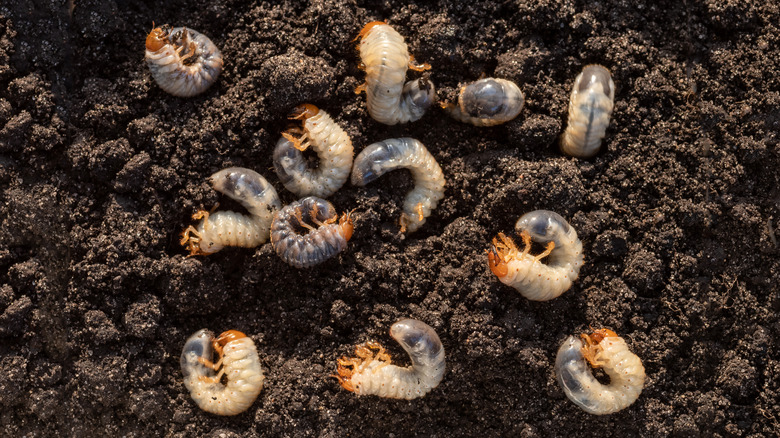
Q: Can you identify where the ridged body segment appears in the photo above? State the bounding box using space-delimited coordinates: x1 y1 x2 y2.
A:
192 211 269 253
445 78 524 126
351 138 445 233
561 65 615 158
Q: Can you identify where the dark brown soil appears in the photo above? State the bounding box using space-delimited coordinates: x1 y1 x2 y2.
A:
1 0 779 436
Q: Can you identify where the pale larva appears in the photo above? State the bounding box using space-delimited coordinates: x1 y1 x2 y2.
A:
335 319 445 400
487 210 583 301
356 21 436 125
555 329 645 415
181 329 264 416
443 78 524 126
181 167 281 256
270 196 354 269
145 25 223 97
273 104 354 198
560 65 615 158
351 137 445 233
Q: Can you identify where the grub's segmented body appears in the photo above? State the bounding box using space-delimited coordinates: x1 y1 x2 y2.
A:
560 65 615 158
181 329 264 416
336 319 445 400
357 22 436 125
351 138 445 233
444 78 524 126
145 25 223 97
273 104 354 198
270 196 353 268
555 329 645 415
181 168 281 255
488 210 583 301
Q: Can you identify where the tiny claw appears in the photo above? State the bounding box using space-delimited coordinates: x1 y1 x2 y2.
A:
294 208 317 232
534 241 555 262
354 82 367 95
399 213 410 233
181 217 210 257
580 333 603 368
408 55 431 72
282 131 309 151
519 230 532 256
439 100 455 110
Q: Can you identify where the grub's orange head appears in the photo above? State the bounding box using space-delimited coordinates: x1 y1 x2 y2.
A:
288 103 319 120
334 359 356 392
339 211 355 241
216 330 247 347
582 328 618 345
487 246 508 278
355 21 386 42
145 26 168 52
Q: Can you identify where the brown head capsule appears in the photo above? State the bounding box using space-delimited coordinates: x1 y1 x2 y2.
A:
145 26 168 52
288 103 320 120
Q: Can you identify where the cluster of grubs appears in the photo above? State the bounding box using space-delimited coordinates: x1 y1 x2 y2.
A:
145 19 639 416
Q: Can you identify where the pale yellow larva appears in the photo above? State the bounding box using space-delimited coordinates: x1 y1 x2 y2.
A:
273 104 354 198
560 65 615 158
487 210 583 300
443 78 525 126
335 319 445 400
181 329 264 416
351 137 445 233
555 329 645 415
180 167 281 255
145 25 223 97
356 22 436 125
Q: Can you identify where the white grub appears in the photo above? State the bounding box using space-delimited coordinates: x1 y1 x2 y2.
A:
181 167 281 255
270 196 354 269
487 210 583 301
356 21 436 125
555 329 645 415
335 319 445 400
145 25 223 97
351 137 445 233
273 104 354 198
443 78 524 126
560 65 615 158
181 329 264 416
